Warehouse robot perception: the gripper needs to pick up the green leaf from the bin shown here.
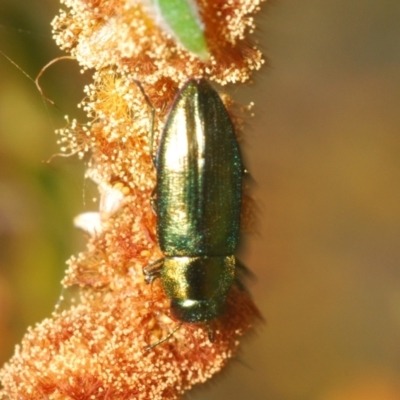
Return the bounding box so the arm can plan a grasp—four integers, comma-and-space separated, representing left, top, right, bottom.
150, 0, 209, 60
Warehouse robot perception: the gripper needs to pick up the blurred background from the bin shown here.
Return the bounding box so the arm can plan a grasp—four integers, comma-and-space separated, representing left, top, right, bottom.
1, 1, 400, 399
0, 0, 89, 367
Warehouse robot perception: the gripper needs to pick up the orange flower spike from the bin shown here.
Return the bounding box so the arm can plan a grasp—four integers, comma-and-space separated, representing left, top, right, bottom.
0, 0, 264, 399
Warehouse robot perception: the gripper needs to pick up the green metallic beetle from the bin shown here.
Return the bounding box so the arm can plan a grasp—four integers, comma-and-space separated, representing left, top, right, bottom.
144, 79, 243, 326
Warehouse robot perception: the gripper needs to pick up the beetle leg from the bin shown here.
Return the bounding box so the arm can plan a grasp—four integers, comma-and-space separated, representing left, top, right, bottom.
234, 258, 255, 293
132, 79, 156, 163
235, 259, 255, 280
145, 322, 183, 351
143, 258, 164, 284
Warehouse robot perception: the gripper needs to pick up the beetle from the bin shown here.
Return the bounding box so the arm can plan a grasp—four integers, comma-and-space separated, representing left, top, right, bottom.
144, 79, 244, 340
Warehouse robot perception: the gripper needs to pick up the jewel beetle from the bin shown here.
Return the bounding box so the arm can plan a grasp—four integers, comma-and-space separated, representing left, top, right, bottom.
144, 79, 243, 328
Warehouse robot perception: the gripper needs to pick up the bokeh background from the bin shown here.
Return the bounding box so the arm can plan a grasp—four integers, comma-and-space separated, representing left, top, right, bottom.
1, 1, 400, 399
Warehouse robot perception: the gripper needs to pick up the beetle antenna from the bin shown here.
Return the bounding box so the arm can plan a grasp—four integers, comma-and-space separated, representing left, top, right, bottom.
145, 322, 183, 351
132, 79, 156, 162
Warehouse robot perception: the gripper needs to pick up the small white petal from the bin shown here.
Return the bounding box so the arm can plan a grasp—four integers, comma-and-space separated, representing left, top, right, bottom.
99, 184, 125, 216
74, 212, 102, 235
85, 168, 102, 185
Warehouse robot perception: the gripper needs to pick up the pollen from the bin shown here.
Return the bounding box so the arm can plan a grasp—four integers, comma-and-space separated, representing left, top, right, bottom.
0, 0, 264, 399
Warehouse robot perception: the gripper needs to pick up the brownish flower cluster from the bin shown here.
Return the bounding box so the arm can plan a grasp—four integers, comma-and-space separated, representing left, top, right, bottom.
0, 0, 264, 399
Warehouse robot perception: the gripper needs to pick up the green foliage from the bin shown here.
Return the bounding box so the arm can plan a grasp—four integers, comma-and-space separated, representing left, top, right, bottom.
151, 0, 209, 60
